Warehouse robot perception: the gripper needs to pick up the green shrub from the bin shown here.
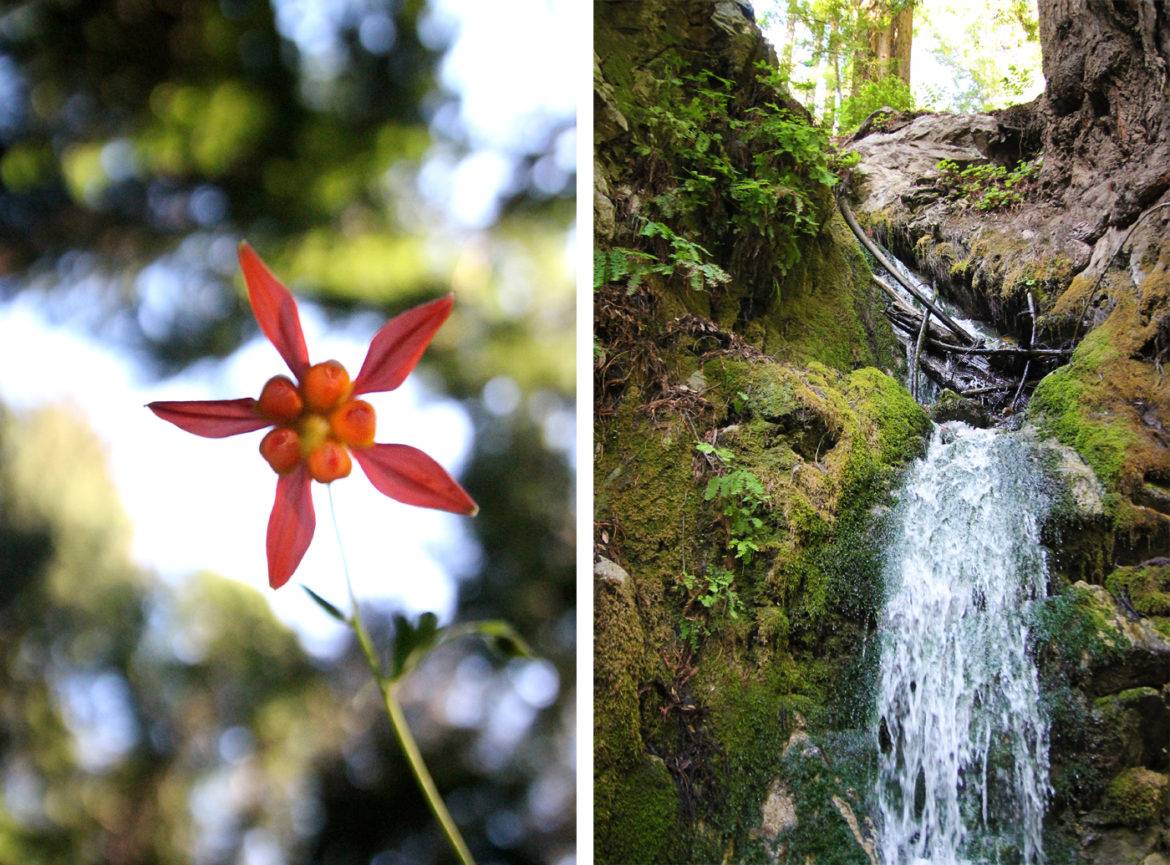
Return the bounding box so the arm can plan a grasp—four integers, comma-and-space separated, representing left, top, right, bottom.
839, 75, 914, 132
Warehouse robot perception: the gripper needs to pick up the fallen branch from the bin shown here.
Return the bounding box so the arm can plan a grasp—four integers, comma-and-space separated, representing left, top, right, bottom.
960, 384, 1014, 396
884, 305, 1067, 358
925, 340, 1070, 358
839, 195, 977, 344
911, 309, 931, 401
871, 273, 918, 316
1009, 291, 1038, 407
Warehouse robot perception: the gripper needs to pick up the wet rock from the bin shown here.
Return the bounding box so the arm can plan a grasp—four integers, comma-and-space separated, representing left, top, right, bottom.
594, 556, 629, 589
1081, 826, 1167, 865
1093, 767, 1169, 828
1075, 583, 1170, 697
1026, 428, 1106, 521
750, 778, 797, 861
830, 796, 879, 865
931, 389, 990, 427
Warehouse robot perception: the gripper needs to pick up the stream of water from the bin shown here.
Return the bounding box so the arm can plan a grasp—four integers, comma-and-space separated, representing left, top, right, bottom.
875, 423, 1052, 865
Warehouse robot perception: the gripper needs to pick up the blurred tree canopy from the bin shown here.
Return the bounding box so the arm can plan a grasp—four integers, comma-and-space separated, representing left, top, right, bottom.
0, 0, 574, 389
0, 1, 575, 863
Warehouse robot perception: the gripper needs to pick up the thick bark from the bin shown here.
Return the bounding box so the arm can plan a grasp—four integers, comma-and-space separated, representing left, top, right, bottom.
1036, 0, 1170, 230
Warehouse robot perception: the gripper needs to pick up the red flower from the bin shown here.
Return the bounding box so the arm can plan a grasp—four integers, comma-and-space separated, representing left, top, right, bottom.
149, 242, 478, 589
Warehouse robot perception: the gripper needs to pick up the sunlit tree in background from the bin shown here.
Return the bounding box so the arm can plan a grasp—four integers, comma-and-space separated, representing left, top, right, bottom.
760, 0, 1042, 130
0, 1, 575, 863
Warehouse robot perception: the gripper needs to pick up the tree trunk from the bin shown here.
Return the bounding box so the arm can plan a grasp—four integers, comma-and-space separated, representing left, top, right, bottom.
852, 0, 913, 93
780, 9, 797, 76
829, 19, 842, 129
1036, 0, 1170, 229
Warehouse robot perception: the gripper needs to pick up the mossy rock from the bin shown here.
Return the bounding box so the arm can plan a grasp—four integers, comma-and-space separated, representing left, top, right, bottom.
1096, 768, 1169, 827
1106, 563, 1170, 638
596, 757, 687, 864
595, 557, 652, 771
1029, 328, 1138, 492
777, 729, 879, 865
931, 388, 990, 426
1032, 583, 1127, 681
1030, 259, 1170, 558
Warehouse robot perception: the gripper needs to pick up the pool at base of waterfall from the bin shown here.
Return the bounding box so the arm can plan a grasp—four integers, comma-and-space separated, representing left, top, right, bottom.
874, 422, 1053, 865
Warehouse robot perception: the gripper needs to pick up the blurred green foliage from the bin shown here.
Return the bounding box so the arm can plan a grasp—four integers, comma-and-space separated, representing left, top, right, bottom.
0, 0, 574, 863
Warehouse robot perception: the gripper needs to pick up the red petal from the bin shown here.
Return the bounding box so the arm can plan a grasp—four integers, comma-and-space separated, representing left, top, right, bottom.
238, 241, 311, 377
352, 294, 454, 394
148, 398, 270, 438
267, 465, 316, 589
353, 443, 478, 515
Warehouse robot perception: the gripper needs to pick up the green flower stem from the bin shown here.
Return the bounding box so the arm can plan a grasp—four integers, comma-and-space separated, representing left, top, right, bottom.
328, 487, 477, 865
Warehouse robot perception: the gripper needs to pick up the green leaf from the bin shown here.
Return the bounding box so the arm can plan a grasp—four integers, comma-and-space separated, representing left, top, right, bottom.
302, 586, 348, 623
390, 613, 417, 679
462, 620, 532, 659
388, 616, 532, 681
390, 612, 443, 680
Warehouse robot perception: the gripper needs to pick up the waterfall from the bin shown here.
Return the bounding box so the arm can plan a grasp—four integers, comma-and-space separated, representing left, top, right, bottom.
875, 423, 1052, 865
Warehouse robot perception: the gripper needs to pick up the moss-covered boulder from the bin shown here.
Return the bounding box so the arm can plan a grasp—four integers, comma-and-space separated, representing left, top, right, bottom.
594, 557, 687, 864
595, 357, 927, 860
1106, 562, 1170, 639
1034, 582, 1170, 698
1095, 768, 1169, 828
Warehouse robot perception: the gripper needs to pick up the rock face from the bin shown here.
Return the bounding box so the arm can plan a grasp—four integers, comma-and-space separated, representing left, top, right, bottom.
849, 112, 1001, 213
846, 4, 1170, 573
594, 1, 926, 862
1029, 555, 1170, 858
596, 0, 1170, 861
845, 5, 1170, 855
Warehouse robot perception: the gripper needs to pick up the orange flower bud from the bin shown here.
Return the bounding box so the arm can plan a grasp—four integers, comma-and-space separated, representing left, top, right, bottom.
307, 440, 352, 483
258, 375, 303, 422
330, 399, 376, 447
302, 360, 352, 412
260, 427, 302, 474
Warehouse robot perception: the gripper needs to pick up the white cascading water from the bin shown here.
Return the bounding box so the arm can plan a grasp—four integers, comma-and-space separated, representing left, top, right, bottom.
875, 423, 1051, 865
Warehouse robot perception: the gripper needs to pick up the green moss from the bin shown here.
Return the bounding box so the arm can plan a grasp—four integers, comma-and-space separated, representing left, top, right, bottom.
1104, 563, 1170, 618
1034, 379, 1132, 493
781, 730, 878, 865
846, 366, 931, 465
1032, 584, 1126, 676
755, 605, 790, 649
595, 396, 695, 583
594, 576, 649, 772
762, 217, 901, 373
1029, 325, 1141, 496
1030, 369, 1134, 491
1097, 767, 1168, 827
596, 759, 686, 864
777, 369, 925, 639
700, 654, 814, 844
